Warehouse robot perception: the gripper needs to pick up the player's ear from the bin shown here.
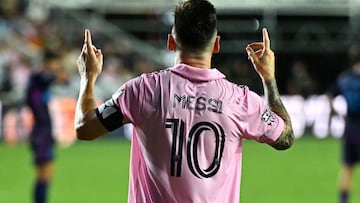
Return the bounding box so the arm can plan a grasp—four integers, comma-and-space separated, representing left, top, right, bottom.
167, 34, 176, 51
213, 36, 220, 54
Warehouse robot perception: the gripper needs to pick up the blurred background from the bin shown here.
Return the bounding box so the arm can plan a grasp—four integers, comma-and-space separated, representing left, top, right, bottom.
1, 0, 360, 202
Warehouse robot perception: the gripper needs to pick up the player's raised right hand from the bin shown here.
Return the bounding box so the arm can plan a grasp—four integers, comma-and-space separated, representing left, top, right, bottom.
246, 28, 275, 82
77, 29, 103, 79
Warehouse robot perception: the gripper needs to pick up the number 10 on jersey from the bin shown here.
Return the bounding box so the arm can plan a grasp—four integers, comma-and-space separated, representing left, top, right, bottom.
165, 118, 226, 178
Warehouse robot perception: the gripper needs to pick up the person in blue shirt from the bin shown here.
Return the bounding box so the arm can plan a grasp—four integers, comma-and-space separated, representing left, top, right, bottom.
328, 46, 360, 203
26, 51, 67, 203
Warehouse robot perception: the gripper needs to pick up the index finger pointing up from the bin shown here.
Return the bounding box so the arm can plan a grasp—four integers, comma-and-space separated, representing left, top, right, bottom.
85, 29, 96, 57
262, 28, 270, 50
85, 29, 93, 49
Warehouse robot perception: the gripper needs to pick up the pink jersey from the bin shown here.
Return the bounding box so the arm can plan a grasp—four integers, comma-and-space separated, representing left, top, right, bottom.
112, 64, 284, 203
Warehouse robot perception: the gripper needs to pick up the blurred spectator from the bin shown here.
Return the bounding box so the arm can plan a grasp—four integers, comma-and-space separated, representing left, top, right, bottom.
232, 59, 262, 94
219, 58, 262, 94
0, 48, 32, 141
287, 60, 316, 97
26, 50, 67, 203
25, 0, 49, 23
0, 51, 31, 110
327, 45, 360, 203
0, 0, 28, 19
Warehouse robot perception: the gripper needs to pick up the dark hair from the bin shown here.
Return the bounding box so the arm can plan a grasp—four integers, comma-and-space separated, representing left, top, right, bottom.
174, 0, 217, 51
43, 50, 59, 61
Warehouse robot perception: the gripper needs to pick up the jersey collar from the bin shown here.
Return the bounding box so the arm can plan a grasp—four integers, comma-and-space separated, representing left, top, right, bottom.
170, 64, 225, 82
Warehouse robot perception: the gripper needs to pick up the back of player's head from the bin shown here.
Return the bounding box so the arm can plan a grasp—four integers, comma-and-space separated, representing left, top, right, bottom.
173, 0, 217, 51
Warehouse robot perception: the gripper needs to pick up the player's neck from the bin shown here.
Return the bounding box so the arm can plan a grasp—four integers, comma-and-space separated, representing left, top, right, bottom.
174, 51, 212, 69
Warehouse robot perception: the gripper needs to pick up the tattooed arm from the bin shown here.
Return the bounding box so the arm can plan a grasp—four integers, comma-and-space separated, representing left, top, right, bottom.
263, 79, 294, 150
246, 28, 294, 150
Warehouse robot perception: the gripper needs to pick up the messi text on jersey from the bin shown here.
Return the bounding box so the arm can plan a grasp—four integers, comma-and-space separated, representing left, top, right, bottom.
173, 94, 223, 113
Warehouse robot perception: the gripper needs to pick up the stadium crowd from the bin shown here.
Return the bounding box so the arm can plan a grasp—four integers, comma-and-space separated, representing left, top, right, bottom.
0, 1, 157, 142
0, 0, 320, 144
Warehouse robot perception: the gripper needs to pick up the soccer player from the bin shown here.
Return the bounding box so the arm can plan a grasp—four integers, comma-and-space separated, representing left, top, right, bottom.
26, 51, 67, 203
75, 0, 294, 202
327, 46, 360, 203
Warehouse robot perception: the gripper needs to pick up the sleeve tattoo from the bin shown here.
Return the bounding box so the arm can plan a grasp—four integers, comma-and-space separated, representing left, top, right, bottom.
264, 79, 294, 150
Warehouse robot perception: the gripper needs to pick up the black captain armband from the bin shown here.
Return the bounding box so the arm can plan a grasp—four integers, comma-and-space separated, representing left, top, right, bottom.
95, 99, 124, 131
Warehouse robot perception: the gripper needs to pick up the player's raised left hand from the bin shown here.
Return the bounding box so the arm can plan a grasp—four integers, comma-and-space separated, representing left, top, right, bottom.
246, 28, 275, 82
77, 29, 103, 79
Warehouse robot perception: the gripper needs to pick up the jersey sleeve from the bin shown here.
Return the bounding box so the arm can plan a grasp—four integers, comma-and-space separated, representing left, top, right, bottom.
111, 74, 152, 126
95, 76, 144, 131
95, 98, 124, 131
97, 72, 159, 130
238, 89, 285, 144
